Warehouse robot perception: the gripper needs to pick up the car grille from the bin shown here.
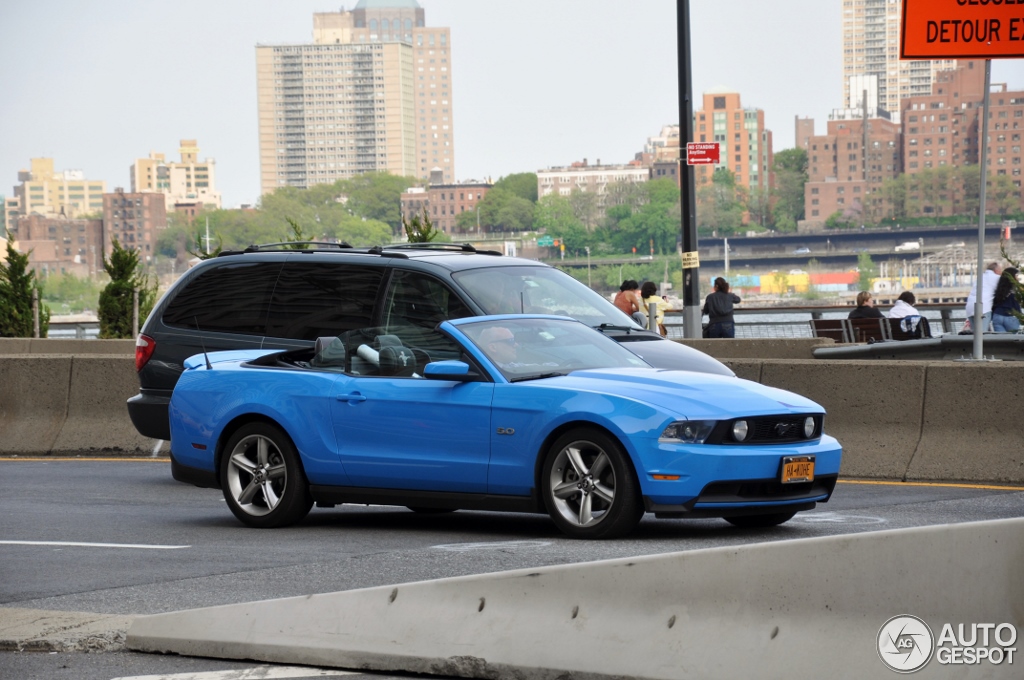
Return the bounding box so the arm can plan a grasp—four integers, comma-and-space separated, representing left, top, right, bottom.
706, 414, 822, 445
697, 474, 838, 504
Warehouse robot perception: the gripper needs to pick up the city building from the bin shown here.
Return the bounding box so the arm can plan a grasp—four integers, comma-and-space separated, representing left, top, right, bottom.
841, 0, 956, 121
644, 125, 681, 163
400, 168, 490, 234
7, 158, 105, 220
537, 159, 649, 207
131, 140, 222, 211
795, 117, 816, 151
6, 214, 103, 278
102, 188, 168, 261
692, 88, 773, 193
901, 60, 1024, 210
255, 0, 455, 196
802, 112, 902, 226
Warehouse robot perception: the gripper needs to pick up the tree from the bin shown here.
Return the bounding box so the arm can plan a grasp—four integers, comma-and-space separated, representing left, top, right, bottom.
771, 148, 808, 231
98, 238, 157, 339
0, 240, 50, 337
493, 173, 538, 203
855, 251, 878, 290
336, 172, 416, 231
696, 168, 746, 236
403, 209, 442, 243
469, 187, 535, 233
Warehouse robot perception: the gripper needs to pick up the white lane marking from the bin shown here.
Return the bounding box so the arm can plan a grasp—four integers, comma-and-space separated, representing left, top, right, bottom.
789, 512, 887, 525
110, 668, 355, 679
0, 540, 190, 550
432, 540, 552, 551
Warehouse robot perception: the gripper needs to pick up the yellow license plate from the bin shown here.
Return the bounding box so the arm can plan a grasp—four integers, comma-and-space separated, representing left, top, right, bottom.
781, 456, 815, 484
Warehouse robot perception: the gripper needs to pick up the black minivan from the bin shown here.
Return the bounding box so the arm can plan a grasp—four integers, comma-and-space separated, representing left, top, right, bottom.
128, 243, 731, 441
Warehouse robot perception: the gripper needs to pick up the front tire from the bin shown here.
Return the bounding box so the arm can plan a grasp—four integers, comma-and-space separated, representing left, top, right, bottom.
220, 423, 313, 528
541, 428, 643, 539
725, 511, 797, 528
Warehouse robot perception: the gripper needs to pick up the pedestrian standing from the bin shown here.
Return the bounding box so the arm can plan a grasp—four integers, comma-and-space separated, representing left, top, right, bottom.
703, 277, 741, 339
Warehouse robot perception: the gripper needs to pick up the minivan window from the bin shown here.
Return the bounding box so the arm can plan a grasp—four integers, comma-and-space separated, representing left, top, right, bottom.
266, 262, 384, 340
453, 265, 639, 329
163, 262, 283, 334
382, 269, 472, 353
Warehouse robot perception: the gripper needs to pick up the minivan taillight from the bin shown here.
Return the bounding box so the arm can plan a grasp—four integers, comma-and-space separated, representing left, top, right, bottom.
136, 334, 156, 372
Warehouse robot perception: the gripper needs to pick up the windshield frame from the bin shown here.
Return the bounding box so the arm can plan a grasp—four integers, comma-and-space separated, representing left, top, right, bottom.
453, 315, 651, 382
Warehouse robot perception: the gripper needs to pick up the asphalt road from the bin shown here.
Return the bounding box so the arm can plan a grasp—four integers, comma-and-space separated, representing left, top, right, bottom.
2, 458, 1022, 680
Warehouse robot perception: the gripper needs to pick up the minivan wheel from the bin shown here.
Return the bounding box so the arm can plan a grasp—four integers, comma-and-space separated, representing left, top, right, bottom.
220, 423, 313, 528
541, 428, 643, 539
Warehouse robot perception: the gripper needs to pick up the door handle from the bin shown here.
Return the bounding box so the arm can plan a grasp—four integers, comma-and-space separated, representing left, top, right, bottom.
336, 393, 367, 403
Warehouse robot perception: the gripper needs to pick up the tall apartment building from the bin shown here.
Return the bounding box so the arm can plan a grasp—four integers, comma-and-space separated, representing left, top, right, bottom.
795, 117, 815, 151
841, 0, 955, 121
255, 0, 455, 196
102, 188, 168, 260
131, 140, 222, 211
7, 158, 105, 220
692, 88, 773, 193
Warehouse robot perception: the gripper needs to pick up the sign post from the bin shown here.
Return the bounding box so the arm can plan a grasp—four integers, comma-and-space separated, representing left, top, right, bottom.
676, 0, 702, 339
901, 0, 1024, 360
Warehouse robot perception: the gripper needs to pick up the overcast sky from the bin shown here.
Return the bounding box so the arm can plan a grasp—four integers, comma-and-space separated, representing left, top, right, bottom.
1, 1, 1022, 208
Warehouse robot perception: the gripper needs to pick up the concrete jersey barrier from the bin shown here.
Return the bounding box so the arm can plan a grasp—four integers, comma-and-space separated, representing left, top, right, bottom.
126, 517, 1024, 679
0, 338, 135, 355
0, 354, 153, 456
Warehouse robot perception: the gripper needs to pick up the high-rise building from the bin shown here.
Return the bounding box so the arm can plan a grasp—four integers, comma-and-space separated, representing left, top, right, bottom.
131, 140, 222, 211
7, 158, 106, 220
255, 1, 455, 196
841, 0, 956, 121
692, 88, 773, 193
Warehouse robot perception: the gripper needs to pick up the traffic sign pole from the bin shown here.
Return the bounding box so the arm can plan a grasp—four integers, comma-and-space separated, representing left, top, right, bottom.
676, 0, 701, 339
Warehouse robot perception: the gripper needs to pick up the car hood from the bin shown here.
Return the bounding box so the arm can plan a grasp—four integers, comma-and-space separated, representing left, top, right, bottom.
542, 367, 823, 420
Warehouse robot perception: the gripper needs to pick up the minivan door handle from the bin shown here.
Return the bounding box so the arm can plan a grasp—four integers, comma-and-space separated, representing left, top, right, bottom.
336, 393, 367, 403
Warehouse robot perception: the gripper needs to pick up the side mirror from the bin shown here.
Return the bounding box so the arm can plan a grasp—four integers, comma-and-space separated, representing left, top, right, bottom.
423, 360, 478, 382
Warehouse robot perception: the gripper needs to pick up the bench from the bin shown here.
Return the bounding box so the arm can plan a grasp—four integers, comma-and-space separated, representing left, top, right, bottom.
810, 317, 933, 344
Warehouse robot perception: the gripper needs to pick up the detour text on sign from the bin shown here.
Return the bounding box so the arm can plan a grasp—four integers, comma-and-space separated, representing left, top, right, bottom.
901, 0, 1024, 59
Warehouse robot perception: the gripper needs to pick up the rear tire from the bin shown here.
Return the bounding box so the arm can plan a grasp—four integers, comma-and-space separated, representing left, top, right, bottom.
724, 511, 797, 528
541, 428, 643, 539
220, 422, 313, 528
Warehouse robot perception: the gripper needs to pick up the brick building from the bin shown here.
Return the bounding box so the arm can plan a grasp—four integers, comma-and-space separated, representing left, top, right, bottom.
692, 88, 773, 194
7, 214, 103, 277
400, 168, 491, 234
102, 188, 168, 261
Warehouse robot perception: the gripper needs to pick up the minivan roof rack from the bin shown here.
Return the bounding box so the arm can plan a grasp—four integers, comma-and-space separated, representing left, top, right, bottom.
387, 242, 503, 256
243, 241, 354, 253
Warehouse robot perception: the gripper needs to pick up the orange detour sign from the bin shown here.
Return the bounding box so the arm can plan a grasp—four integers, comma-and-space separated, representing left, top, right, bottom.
901, 0, 1024, 59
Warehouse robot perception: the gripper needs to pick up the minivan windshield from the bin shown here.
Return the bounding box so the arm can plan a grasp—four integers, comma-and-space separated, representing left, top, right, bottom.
453, 265, 642, 330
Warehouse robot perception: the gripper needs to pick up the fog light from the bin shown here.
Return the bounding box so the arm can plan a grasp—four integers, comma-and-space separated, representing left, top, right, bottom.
732, 420, 749, 442
804, 417, 816, 438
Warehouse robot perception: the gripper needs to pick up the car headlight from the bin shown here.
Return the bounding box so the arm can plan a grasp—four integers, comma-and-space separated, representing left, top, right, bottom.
804, 416, 816, 438
659, 420, 716, 444
731, 420, 749, 442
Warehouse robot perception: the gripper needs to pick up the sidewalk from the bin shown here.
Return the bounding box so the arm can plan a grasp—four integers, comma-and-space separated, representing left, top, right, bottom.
0, 607, 132, 652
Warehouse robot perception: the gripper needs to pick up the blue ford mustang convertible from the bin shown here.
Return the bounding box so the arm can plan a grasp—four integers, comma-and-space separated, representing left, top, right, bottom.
169, 315, 842, 539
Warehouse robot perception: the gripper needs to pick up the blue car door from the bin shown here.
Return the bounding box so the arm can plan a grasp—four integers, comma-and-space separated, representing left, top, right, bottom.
329, 375, 494, 492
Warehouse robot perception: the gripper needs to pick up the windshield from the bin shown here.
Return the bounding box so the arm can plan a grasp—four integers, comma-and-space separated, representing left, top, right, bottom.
458, 317, 649, 382
453, 265, 642, 329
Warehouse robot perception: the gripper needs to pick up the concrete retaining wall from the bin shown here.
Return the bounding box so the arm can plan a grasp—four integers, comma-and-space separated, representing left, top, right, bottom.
0, 338, 134, 355
127, 517, 1024, 679
0, 354, 153, 456
2, 351, 1023, 484
679, 337, 833, 360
